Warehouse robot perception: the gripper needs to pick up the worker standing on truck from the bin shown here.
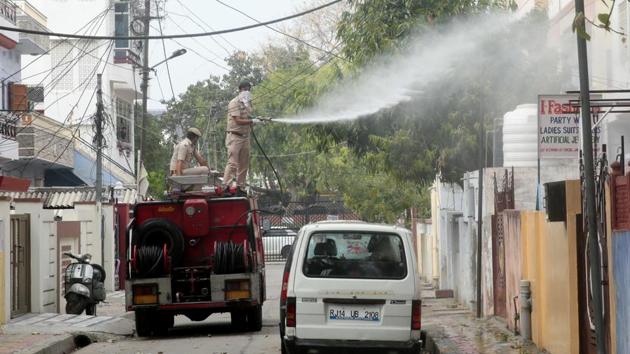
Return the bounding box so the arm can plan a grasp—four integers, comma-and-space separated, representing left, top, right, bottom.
223, 81, 255, 191
169, 127, 209, 176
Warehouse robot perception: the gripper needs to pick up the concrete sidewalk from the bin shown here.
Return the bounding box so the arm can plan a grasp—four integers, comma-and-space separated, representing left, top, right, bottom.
0, 291, 131, 354
421, 285, 544, 354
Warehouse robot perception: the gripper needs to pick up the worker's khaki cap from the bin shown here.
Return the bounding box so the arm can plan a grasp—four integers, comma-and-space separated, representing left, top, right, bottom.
188, 127, 202, 137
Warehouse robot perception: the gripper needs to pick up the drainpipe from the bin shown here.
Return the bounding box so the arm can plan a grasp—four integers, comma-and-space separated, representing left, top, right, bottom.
520, 280, 532, 340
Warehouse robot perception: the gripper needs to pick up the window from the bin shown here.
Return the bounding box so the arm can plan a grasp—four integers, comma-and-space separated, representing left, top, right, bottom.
50, 41, 75, 91
78, 40, 97, 89
114, 1, 130, 49
303, 232, 407, 279
116, 97, 132, 146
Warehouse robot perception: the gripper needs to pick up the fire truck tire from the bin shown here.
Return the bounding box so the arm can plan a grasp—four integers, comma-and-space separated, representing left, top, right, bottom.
246, 305, 263, 331
231, 310, 247, 330
134, 311, 154, 337
136, 219, 185, 266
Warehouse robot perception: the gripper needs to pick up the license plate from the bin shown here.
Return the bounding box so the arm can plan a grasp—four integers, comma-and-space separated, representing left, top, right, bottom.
328, 305, 380, 322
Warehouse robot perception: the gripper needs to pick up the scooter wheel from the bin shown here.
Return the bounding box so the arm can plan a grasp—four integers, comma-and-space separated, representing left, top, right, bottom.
65, 293, 87, 315
86, 303, 97, 316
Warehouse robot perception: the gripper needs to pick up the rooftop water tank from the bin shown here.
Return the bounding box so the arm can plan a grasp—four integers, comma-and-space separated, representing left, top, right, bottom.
503, 104, 538, 167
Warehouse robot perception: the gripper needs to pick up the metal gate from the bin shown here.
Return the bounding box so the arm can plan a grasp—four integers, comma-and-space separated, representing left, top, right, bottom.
261, 228, 296, 262
492, 214, 506, 318
492, 169, 514, 319
10, 214, 30, 318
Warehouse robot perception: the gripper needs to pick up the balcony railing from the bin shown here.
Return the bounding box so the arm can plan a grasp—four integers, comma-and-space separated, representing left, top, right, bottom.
0, 0, 16, 24
114, 48, 140, 66
17, 12, 49, 53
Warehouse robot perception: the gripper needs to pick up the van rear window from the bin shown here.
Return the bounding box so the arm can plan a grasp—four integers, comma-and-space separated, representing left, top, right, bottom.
302, 232, 407, 279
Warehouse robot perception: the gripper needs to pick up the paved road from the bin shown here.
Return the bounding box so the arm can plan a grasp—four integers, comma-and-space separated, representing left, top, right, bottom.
76, 263, 284, 354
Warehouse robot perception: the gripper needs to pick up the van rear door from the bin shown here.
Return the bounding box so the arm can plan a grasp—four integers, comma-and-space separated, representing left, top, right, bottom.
292, 231, 415, 342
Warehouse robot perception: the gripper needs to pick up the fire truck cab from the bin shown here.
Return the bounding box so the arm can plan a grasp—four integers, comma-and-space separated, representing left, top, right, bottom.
125, 175, 266, 336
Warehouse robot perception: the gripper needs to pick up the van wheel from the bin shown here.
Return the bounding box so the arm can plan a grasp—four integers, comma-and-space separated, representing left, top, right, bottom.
246, 305, 263, 331
281, 245, 291, 259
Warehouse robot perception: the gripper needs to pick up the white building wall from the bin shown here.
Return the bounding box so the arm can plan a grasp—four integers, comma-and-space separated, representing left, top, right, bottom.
23, 0, 137, 181
12, 201, 57, 314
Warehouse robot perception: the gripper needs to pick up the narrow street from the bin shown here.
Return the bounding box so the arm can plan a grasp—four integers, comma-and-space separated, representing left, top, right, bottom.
75, 264, 284, 354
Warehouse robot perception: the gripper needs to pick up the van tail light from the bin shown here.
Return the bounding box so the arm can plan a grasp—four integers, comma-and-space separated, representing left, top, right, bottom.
280, 271, 290, 303
286, 297, 296, 327
411, 300, 422, 330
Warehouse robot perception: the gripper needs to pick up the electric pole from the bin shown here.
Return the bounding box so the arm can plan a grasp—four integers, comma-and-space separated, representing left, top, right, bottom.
476, 104, 485, 319
138, 0, 151, 170
211, 105, 219, 170
95, 73, 104, 265
574, 0, 604, 352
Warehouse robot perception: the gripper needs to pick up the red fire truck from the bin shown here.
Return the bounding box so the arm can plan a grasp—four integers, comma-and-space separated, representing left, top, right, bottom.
125, 175, 266, 336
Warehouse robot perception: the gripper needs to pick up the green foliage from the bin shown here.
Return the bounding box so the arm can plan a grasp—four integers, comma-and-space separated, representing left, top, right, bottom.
337, 0, 516, 65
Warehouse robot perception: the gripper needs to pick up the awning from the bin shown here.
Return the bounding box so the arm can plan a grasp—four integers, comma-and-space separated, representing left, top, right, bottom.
44, 169, 87, 187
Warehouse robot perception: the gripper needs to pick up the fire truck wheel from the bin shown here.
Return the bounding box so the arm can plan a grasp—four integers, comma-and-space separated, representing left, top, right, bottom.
135, 311, 154, 337
136, 219, 185, 266
246, 305, 263, 331
231, 310, 247, 330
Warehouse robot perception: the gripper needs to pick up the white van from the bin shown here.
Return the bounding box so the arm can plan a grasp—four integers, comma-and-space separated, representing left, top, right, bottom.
279, 221, 422, 354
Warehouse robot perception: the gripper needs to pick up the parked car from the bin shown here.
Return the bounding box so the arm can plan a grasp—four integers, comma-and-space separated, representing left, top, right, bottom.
279, 221, 423, 354
262, 227, 297, 260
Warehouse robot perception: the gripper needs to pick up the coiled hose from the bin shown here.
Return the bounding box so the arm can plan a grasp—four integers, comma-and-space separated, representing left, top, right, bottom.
136, 245, 165, 278
214, 241, 246, 274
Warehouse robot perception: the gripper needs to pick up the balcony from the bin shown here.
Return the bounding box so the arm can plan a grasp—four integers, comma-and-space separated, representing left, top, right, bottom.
16, 113, 73, 168
114, 48, 140, 65
15, 1, 48, 55
0, 0, 16, 24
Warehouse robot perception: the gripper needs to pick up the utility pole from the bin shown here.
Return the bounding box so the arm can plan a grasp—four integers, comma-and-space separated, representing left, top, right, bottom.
574, 0, 605, 352
476, 106, 485, 319
95, 74, 104, 266
211, 107, 218, 170
138, 0, 151, 170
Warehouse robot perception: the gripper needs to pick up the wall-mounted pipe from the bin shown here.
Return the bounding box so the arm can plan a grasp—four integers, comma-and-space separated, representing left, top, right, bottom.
520, 280, 532, 340
513, 295, 519, 335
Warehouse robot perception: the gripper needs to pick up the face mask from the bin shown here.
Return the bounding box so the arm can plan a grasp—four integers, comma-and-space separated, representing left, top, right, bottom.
239, 91, 252, 106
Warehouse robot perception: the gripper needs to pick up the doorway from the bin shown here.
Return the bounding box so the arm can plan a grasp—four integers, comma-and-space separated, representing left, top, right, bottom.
10, 214, 31, 318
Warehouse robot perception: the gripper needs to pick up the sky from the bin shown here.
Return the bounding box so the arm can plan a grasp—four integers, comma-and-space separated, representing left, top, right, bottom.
147, 0, 316, 110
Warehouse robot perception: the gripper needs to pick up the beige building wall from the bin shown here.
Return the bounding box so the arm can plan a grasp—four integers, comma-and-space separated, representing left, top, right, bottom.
519, 180, 581, 354
0, 197, 11, 324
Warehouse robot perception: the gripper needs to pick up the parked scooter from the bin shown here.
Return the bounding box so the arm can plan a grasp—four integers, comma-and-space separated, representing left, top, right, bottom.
63, 252, 106, 315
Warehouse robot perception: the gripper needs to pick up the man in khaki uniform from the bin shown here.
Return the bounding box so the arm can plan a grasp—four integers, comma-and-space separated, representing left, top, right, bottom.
169, 127, 209, 176
223, 81, 255, 190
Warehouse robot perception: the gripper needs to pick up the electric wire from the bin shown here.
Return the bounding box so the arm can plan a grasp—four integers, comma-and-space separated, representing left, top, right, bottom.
172, 0, 237, 53
165, 10, 228, 61
0, 9, 113, 148
8, 41, 115, 174
1, 5, 115, 83
155, 0, 176, 101
0, 0, 343, 40
215, 0, 348, 63
251, 129, 285, 203
159, 19, 229, 70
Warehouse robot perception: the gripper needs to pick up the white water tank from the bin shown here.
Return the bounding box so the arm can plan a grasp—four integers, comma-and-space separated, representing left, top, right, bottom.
502, 104, 538, 167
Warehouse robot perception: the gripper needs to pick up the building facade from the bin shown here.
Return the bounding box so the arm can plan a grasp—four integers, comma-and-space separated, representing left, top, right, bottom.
21, 0, 142, 185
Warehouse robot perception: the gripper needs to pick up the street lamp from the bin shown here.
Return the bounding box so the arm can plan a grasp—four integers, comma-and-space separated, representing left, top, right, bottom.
150, 48, 187, 71
113, 181, 125, 203
139, 48, 187, 173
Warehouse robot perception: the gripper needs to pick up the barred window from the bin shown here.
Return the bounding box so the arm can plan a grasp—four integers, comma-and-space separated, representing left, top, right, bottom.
78, 40, 98, 89
116, 97, 132, 145
50, 41, 75, 91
